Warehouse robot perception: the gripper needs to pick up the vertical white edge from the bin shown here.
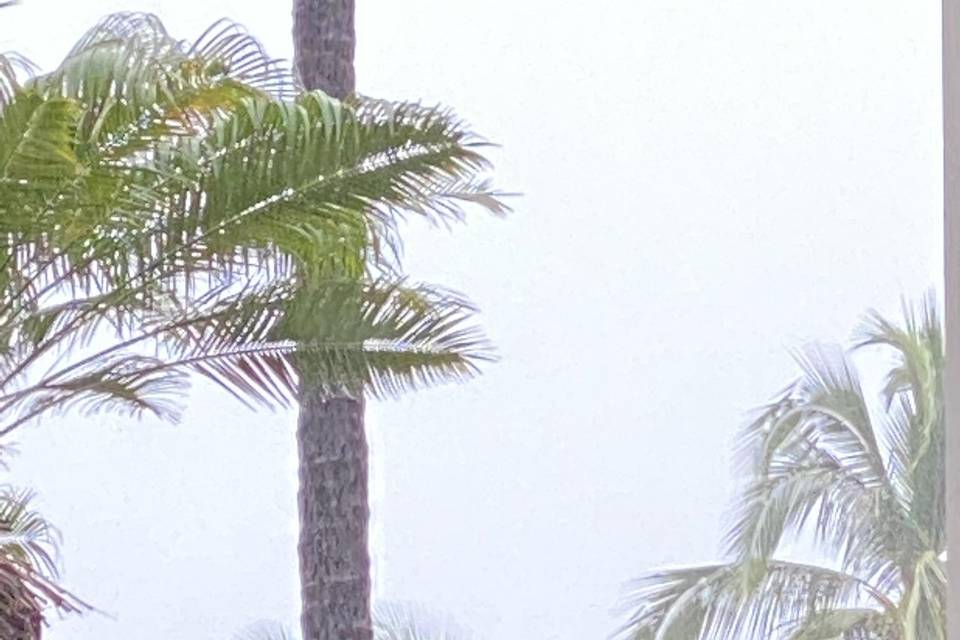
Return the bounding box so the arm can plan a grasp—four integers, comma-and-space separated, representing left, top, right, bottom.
945, 0, 960, 636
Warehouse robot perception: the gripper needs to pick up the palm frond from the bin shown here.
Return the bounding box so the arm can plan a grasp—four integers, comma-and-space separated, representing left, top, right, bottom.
0, 51, 35, 112
627, 296, 947, 640
854, 292, 944, 553
231, 621, 296, 640
728, 342, 909, 587
373, 601, 475, 640
618, 562, 892, 640
153, 92, 507, 275
159, 276, 494, 405
722, 459, 906, 594
901, 550, 946, 640
0, 488, 59, 579
0, 483, 90, 636
783, 608, 897, 640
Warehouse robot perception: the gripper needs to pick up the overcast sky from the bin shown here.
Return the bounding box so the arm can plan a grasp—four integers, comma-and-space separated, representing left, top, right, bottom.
0, 1, 945, 638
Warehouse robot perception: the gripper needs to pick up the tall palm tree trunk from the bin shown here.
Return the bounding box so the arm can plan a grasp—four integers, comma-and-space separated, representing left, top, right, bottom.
296, 392, 370, 640
293, 0, 356, 98
292, 3, 369, 640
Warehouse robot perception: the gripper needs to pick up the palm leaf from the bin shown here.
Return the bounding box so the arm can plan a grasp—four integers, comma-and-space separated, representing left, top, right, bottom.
619, 562, 892, 640
373, 602, 475, 640
783, 608, 896, 640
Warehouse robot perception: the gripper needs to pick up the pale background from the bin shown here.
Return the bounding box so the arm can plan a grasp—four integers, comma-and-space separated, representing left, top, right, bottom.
0, 1, 944, 638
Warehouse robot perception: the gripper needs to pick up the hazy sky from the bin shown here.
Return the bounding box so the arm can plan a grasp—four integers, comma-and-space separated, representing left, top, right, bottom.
0, 1, 945, 639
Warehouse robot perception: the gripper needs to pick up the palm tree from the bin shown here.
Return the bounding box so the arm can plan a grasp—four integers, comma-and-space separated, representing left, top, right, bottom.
0, 13, 504, 433
0, 12, 505, 635
293, 0, 355, 99
0, 448, 88, 638
620, 295, 945, 640
292, 2, 418, 637
291, 2, 367, 637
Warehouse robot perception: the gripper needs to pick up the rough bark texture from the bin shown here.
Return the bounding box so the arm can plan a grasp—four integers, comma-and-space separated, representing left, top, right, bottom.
293, 0, 356, 99
293, 3, 369, 639
297, 393, 371, 640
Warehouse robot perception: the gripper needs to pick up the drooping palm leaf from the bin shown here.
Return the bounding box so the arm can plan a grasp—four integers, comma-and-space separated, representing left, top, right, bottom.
619, 561, 894, 640
622, 296, 945, 640
0, 13, 508, 634
373, 601, 476, 640
0, 476, 90, 637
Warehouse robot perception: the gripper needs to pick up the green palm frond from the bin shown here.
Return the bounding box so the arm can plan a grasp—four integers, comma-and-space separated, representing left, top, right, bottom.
373, 602, 475, 640
0, 488, 59, 579
0, 10, 508, 635
0, 92, 80, 181
783, 608, 897, 640
727, 342, 912, 589
60, 12, 295, 98
619, 562, 893, 640
0, 481, 89, 636
854, 292, 944, 554
0, 12, 506, 437
722, 459, 905, 594
159, 276, 494, 405
0, 272, 493, 432
625, 296, 944, 640
900, 550, 946, 640
156, 92, 508, 276
763, 343, 885, 487
0, 51, 34, 111
231, 621, 296, 640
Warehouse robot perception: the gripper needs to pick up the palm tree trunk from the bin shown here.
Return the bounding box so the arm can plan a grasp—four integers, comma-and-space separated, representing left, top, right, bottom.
297, 392, 371, 640
293, 0, 356, 98
292, 3, 368, 640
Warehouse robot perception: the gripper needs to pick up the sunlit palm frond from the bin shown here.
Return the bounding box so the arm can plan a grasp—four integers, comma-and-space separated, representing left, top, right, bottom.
31, 15, 273, 161
156, 91, 508, 276
0, 92, 80, 182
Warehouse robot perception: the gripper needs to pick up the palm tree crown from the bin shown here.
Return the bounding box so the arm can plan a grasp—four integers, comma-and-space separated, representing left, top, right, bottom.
0, 12, 507, 435
0, 11, 507, 632
621, 295, 945, 640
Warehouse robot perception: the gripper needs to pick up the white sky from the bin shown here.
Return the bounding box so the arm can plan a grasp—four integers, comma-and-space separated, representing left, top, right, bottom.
0, 1, 945, 638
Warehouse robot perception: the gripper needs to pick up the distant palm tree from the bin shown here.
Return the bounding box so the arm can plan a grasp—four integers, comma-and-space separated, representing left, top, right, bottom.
0, 448, 88, 639
620, 295, 945, 640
